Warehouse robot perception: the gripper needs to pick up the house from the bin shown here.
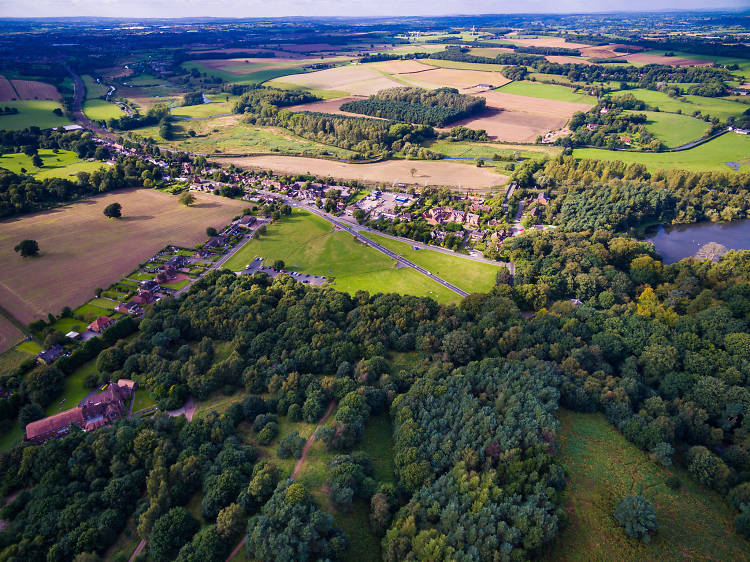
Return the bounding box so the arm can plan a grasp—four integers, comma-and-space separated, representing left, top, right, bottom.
620, 136, 632, 145
37, 344, 65, 365
65, 331, 81, 340
166, 255, 189, 269
537, 193, 550, 206
465, 213, 480, 228
140, 279, 160, 292
88, 316, 115, 333
131, 291, 155, 306
733, 128, 750, 135
117, 301, 143, 315
476, 83, 493, 89
25, 380, 134, 444
600, 107, 609, 114
586, 123, 599, 131
205, 236, 227, 249
237, 215, 256, 228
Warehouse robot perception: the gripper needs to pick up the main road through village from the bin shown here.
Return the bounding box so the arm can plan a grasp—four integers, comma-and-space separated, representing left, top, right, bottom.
258, 190, 515, 298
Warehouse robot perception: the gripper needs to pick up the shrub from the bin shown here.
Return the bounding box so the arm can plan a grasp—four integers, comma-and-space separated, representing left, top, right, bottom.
614, 496, 658, 543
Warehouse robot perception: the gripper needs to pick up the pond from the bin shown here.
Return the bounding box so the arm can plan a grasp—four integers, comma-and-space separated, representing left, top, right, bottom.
643, 219, 750, 264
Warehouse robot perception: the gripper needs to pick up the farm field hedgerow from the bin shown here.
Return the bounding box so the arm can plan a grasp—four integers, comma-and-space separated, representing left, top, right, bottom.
0, 188, 250, 325
0, 100, 70, 130
362, 232, 503, 294
222, 211, 459, 304
573, 131, 750, 172
542, 410, 750, 561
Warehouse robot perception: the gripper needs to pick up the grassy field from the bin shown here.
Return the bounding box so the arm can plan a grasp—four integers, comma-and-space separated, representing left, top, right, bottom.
496, 80, 597, 104
83, 99, 125, 121
612, 88, 748, 120
133, 114, 355, 158
0, 100, 71, 130
82, 74, 109, 98
0, 149, 108, 179
425, 139, 560, 161
0, 188, 250, 325
170, 96, 238, 118
543, 410, 750, 561
222, 211, 459, 304
574, 132, 750, 172
362, 232, 502, 294
181, 61, 308, 85
625, 110, 710, 148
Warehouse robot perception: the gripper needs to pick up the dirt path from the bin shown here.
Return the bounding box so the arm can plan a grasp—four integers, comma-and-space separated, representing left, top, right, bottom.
291, 401, 336, 480
129, 539, 146, 562
167, 395, 196, 421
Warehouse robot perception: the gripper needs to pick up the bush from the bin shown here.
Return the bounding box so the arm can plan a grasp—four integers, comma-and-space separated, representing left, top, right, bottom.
614, 496, 658, 543
665, 476, 682, 490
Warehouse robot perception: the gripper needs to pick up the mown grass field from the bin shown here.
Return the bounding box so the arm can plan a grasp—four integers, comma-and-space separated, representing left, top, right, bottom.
45, 360, 99, 416
543, 410, 750, 561
625, 110, 709, 148
83, 99, 125, 121
0, 149, 108, 179
362, 232, 502, 294
222, 211, 459, 304
612, 88, 748, 120
574, 132, 750, 172
497, 80, 597, 104
170, 95, 238, 118
0, 100, 71, 130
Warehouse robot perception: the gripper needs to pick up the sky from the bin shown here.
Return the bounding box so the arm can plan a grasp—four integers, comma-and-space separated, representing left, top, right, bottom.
0, 0, 746, 18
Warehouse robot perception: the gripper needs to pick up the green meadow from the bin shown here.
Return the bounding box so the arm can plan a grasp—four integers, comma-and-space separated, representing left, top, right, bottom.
625, 110, 709, 147
574, 132, 750, 172
543, 411, 750, 561
612, 88, 748, 120
0, 149, 108, 179
84, 99, 126, 121
497, 80, 597, 104
0, 100, 71, 130
362, 232, 503, 294
222, 211, 459, 304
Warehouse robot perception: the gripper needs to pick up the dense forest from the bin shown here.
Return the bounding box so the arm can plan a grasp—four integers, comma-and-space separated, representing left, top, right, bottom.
340, 87, 486, 127
232, 87, 320, 114
1, 243, 749, 559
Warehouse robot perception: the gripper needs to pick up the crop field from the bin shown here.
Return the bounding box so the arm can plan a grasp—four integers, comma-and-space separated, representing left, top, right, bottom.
574, 132, 750, 172
496, 81, 597, 104
83, 99, 126, 121
0, 316, 24, 354
0, 75, 61, 101
625, 53, 712, 67
542, 411, 750, 561
134, 115, 355, 158
545, 55, 594, 65
0, 100, 70, 130
402, 67, 511, 90
363, 233, 502, 294
223, 211, 458, 303
506, 36, 590, 50
611, 88, 748, 120
215, 155, 508, 188
0, 188, 249, 325
182, 60, 309, 84
416, 57, 511, 73
267, 63, 409, 95
625, 110, 709, 147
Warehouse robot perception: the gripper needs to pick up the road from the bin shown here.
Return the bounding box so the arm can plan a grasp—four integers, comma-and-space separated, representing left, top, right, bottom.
259, 190, 518, 296
66, 66, 117, 140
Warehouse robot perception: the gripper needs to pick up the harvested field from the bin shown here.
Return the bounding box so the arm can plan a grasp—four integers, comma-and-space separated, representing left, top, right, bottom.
409, 68, 510, 90
10, 80, 61, 100
546, 55, 593, 65
267, 65, 404, 96
370, 60, 437, 74
0, 76, 17, 101
580, 43, 634, 59
285, 96, 386, 118
509, 37, 590, 50
469, 47, 516, 57
448, 110, 566, 142
625, 53, 712, 66
214, 155, 508, 188
0, 316, 24, 355
478, 91, 591, 117
0, 189, 249, 325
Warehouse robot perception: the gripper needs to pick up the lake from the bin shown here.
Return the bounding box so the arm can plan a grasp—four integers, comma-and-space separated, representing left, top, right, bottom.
643, 219, 750, 264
